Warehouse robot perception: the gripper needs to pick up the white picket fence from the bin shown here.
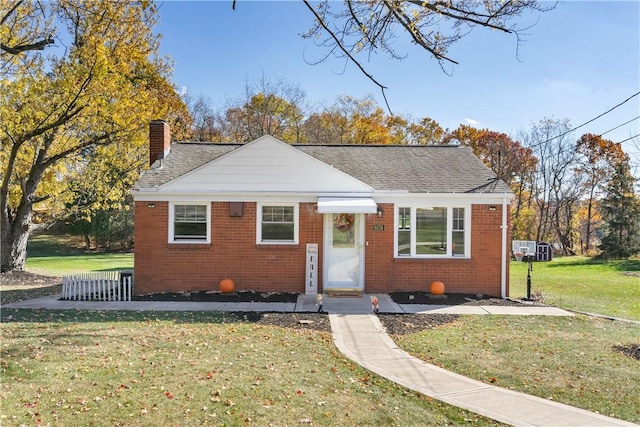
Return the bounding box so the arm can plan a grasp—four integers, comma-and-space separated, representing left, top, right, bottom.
62, 271, 132, 302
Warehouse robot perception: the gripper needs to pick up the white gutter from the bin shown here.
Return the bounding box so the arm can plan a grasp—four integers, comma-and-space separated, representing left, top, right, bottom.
501, 196, 509, 299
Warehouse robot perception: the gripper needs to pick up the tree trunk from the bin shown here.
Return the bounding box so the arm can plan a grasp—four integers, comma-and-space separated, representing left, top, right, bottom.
1, 148, 47, 272
584, 199, 593, 253
1, 203, 33, 272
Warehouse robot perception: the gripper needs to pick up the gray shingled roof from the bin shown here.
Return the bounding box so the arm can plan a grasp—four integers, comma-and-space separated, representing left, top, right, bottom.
134, 143, 236, 189
134, 142, 512, 194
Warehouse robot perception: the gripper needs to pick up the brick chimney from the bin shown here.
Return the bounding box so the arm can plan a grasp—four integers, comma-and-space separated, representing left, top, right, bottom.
149, 120, 171, 167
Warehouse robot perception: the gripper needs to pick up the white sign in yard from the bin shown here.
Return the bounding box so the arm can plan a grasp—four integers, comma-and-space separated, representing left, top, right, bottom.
305, 243, 319, 295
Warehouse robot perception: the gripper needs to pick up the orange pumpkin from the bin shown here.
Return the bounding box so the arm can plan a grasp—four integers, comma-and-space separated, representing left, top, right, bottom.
220, 278, 235, 293
430, 280, 445, 295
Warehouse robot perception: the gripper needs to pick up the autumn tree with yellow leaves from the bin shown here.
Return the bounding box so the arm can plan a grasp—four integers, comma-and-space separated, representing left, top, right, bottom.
0, 0, 190, 271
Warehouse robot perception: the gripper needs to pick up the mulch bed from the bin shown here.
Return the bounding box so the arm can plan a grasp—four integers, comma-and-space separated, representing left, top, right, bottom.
377, 313, 460, 335
219, 312, 458, 335
133, 290, 527, 306
389, 291, 526, 306
133, 291, 299, 303
226, 312, 332, 332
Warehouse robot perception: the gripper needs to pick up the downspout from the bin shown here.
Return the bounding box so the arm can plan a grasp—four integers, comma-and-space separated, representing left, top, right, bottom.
501, 196, 509, 299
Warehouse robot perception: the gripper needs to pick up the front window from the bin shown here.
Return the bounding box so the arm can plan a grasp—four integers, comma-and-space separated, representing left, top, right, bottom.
398, 207, 411, 255
257, 203, 298, 244
416, 207, 447, 254
452, 207, 465, 256
396, 206, 468, 257
170, 203, 210, 243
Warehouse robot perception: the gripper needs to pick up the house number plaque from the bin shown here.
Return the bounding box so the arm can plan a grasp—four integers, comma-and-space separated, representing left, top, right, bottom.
372, 224, 385, 231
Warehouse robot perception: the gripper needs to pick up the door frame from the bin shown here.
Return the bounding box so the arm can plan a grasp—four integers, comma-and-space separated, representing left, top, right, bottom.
322, 213, 366, 291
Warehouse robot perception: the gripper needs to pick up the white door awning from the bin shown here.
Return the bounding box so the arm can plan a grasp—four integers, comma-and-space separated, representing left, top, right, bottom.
317, 197, 378, 214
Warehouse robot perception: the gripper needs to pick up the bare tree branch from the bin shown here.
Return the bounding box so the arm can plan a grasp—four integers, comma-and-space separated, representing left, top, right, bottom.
405, 0, 515, 33
1, 0, 25, 26
300, 1, 553, 112
302, 0, 392, 114
382, 0, 458, 65
0, 36, 54, 54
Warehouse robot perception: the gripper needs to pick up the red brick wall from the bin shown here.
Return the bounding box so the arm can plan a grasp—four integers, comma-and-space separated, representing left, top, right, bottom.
134, 201, 509, 297
134, 201, 324, 295
362, 203, 508, 297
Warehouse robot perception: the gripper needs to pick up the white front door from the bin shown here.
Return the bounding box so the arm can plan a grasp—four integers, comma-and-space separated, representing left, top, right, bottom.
324, 213, 365, 290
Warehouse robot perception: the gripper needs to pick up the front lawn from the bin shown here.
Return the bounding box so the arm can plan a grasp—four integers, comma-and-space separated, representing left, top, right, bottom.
395, 315, 640, 424
25, 253, 134, 276
0, 310, 502, 427
24, 233, 133, 276
509, 257, 639, 320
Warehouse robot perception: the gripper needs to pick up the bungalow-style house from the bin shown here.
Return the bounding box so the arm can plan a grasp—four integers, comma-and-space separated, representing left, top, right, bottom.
132, 120, 513, 297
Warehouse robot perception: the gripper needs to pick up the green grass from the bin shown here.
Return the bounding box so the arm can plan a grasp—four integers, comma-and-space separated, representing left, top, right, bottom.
8, 234, 640, 425
25, 233, 89, 257
509, 257, 640, 320
25, 253, 134, 276
0, 310, 503, 427
24, 233, 133, 276
395, 315, 640, 424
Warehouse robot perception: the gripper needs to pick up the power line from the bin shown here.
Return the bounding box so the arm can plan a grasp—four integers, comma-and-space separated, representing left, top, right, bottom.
528, 91, 640, 149
617, 134, 640, 144
599, 116, 640, 137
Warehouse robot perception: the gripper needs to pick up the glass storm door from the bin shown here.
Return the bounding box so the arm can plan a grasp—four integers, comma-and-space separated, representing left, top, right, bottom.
324, 213, 364, 290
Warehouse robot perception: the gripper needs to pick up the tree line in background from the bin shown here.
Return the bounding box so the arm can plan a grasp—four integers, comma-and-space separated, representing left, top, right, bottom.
1, 0, 637, 272
183, 80, 640, 259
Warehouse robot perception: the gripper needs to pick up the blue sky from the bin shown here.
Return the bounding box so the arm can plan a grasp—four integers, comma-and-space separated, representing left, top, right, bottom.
155, 1, 640, 164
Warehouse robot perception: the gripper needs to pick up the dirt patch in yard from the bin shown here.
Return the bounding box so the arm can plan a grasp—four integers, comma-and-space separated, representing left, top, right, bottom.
613, 344, 640, 361
0, 271, 62, 305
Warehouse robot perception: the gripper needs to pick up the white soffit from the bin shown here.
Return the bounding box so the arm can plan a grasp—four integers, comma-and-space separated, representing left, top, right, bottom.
317, 197, 378, 213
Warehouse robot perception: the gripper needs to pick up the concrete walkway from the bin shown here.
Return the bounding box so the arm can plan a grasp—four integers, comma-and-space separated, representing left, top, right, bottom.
3, 293, 574, 316
330, 314, 636, 427
4, 294, 634, 426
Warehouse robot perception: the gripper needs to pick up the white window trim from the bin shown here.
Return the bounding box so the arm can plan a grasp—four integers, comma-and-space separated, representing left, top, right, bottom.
256, 202, 299, 245
168, 202, 211, 244
394, 204, 471, 258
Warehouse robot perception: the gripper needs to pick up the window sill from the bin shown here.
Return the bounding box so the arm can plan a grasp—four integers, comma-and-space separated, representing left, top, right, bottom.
256, 241, 298, 246
394, 255, 471, 260
166, 242, 212, 252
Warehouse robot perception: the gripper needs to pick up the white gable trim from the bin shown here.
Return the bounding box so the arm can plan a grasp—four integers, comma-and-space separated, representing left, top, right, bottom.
155, 135, 373, 194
